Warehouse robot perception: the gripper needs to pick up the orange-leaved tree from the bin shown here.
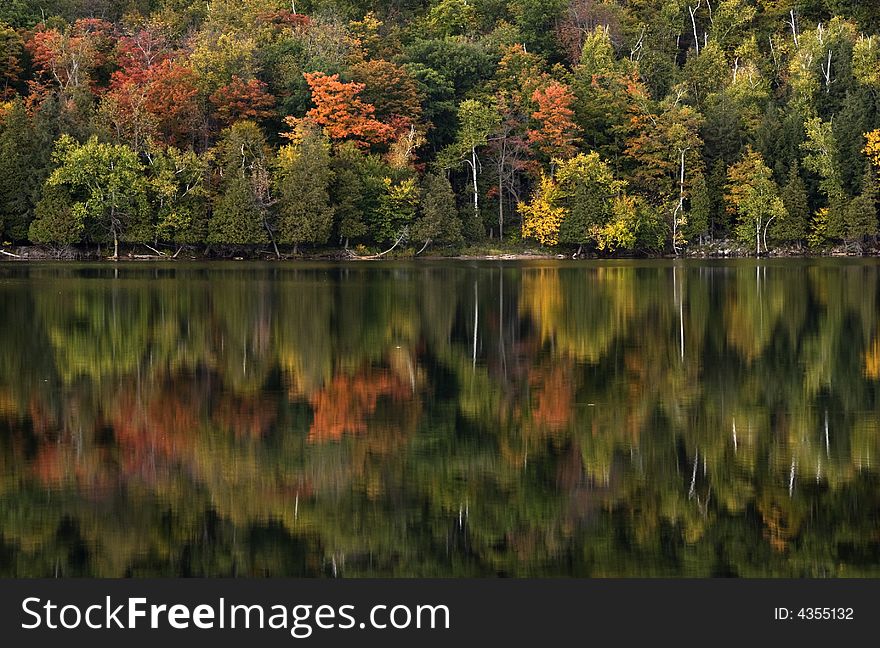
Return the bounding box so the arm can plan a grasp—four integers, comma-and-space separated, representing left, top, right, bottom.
210, 75, 276, 127
284, 72, 394, 148
528, 81, 581, 163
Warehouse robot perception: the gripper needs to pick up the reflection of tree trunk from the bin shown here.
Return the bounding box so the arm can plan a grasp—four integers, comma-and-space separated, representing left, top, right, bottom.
499, 269, 507, 380
472, 280, 479, 370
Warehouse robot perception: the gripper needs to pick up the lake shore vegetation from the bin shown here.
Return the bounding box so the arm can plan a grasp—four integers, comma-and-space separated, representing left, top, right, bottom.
2, 1, 880, 259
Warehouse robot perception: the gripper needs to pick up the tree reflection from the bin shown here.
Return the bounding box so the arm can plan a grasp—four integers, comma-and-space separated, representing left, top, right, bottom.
0, 260, 880, 577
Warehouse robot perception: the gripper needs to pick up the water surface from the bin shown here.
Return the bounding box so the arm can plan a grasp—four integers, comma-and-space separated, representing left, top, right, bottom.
1, 259, 879, 577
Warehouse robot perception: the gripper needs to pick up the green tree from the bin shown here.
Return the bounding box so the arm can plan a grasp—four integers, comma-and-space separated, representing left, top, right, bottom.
274, 123, 335, 252
208, 121, 273, 248
0, 99, 34, 240
725, 148, 787, 255
208, 175, 268, 245
28, 184, 80, 245
440, 99, 501, 236
412, 171, 462, 253
776, 162, 809, 244
43, 135, 149, 258
846, 167, 878, 250
686, 172, 711, 244
149, 147, 208, 245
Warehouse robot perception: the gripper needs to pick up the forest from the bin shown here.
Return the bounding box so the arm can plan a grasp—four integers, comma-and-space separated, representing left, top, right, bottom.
2, 1, 880, 256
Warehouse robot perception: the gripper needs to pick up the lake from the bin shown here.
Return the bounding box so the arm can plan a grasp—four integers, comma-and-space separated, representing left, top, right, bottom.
0, 259, 879, 577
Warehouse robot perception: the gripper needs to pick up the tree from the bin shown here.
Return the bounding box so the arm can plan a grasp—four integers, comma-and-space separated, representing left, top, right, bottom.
556, 151, 627, 249
520, 152, 626, 252
864, 129, 880, 172
330, 143, 388, 249
520, 173, 567, 246
725, 148, 787, 255
208, 121, 274, 247
0, 99, 35, 240
349, 59, 423, 126
440, 99, 501, 232
99, 75, 158, 153
210, 76, 276, 128
625, 103, 704, 253
286, 72, 394, 149
28, 185, 80, 245
776, 162, 809, 244
0, 21, 23, 99
144, 60, 203, 148
412, 172, 462, 253
528, 81, 581, 164
374, 177, 419, 244
686, 172, 710, 244
43, 135, 149, 258
274, 123, 335, 252
208, 174, 268, 246
149, 147, 208, 244
846, 167, 878, 250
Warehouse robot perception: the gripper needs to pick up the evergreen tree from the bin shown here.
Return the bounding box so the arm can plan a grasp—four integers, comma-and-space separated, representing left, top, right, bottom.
28, 184, 80, 245
208, 175, 268, 245
274, 124, 335, 252
412, 172, 463, 252
0, 100, 34, 241
686, 173, 710, 243
776, 162, 810, 244
846, 167, 878, 249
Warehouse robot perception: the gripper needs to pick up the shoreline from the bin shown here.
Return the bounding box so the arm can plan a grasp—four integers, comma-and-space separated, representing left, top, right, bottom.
1, 241, 875, 262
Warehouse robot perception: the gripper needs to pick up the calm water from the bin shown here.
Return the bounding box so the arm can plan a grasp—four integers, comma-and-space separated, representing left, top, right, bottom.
1, 259, 879, 577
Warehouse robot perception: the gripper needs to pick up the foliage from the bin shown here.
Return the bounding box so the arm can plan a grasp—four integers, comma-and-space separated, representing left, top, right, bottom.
1, 1, 880, 252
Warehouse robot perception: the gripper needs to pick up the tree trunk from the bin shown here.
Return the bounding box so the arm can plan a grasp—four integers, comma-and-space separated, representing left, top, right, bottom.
755, 218, 761, 256
113, 233, 119, 261
498, 196, 503, 240
471, 146, 479, 217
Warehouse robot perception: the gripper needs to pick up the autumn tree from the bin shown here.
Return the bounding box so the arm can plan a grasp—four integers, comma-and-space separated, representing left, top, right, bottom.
144, 60, 203, 148
349, 59, 423, 126
521, 152, 629, 253
286, 72, 394, 149
528, 81, 581, 164
210, 75, 275, 128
